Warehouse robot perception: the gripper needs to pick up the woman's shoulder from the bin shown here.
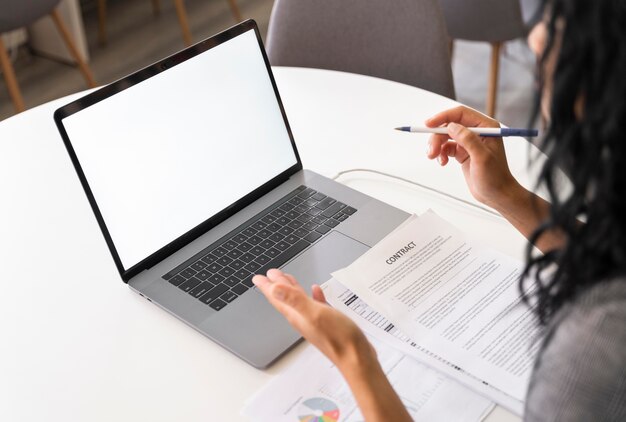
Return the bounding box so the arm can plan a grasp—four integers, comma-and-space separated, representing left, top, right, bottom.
524, 278, 626, 421
569, 277, 626, 313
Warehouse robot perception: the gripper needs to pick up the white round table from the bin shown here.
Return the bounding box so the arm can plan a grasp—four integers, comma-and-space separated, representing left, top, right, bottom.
0, 67, 535, 421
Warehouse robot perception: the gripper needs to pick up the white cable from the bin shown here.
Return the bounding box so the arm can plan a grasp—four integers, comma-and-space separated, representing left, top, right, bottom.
331, 168, 504, 219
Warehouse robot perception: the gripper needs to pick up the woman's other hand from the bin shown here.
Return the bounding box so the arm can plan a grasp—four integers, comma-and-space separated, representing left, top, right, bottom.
252, 269, 375, 370
425, 106, 523, 209
253, 269, 413, 422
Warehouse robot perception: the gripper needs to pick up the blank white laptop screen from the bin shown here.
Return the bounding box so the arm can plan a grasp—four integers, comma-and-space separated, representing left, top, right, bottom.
62, 29, 298, 270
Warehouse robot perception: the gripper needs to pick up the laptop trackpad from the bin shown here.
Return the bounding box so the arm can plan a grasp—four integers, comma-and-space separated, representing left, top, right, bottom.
197, 231, 370, 368
281, 231, 370, 289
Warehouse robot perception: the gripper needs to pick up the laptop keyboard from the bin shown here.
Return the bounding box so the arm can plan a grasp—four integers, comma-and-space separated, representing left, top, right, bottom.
162, 185, 357, 311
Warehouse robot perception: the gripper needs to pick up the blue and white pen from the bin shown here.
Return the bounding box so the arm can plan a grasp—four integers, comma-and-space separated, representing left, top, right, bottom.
394, 126, 539, 137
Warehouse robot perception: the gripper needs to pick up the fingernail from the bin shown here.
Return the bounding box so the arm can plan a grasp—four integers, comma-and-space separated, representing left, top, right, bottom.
273, 287, 286, 300
448, 122, 460, 135
437, 156, 443, 166
267, 268, 281, 277
252, 276, 260, 285
427, 143, 433, 156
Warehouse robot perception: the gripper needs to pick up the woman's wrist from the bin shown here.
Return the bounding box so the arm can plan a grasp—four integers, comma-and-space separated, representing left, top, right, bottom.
334, 336, 378, 376
334, 339, 414, 422
488, 179, 530, 216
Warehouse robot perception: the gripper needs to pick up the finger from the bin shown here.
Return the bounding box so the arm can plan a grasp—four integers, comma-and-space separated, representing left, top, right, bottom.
282, 272, 299, 286
455, 146, 470, 164
437, 153, 449, 166
441, 141, 456, 158
311, 284, 327, 303
253, 275, 309, 322
425, 106, 498, 129
253, 272, 288, 302
252, 274, 271, 291
427, 134, 450, 159
426, 106, 495, 128
253, 274, 287, 310
266, 268, 298, 289
442, 141, 470, 164
266, 268, 286, 281
447, 123, 487, 158
253, 274, 286, 304
270, 283, 312, 314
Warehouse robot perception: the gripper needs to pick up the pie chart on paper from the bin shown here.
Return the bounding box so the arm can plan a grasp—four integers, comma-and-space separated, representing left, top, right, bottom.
297, 397, 340, 422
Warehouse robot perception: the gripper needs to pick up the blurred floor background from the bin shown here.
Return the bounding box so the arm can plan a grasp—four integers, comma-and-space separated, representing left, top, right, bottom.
0, 0, 537, 128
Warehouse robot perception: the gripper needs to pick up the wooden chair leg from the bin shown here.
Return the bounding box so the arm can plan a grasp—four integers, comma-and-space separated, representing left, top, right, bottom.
97, 0, 107, 46
486, 41, 501, 118
50, 10, 97, 88
227, 0, 243, 22
173, 0, 193, 46
151, 0, 161, 16
0, 37, 25, 113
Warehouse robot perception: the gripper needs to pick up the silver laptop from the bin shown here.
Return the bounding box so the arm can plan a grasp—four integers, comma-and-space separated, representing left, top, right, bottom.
54, 20, 408, 368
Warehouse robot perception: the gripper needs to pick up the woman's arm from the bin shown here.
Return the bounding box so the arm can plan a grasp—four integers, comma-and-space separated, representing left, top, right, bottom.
253, 269, 412, 422
338, 348, 412, 422
425, 106, 565, 254
494, 183, 565, 254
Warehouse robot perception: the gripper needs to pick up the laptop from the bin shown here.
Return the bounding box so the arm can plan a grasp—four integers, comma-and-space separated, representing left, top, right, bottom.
54, 20, 408, 368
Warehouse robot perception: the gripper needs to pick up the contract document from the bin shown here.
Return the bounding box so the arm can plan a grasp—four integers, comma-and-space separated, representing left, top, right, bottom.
323, 278, 523, 414
242, 334, 493, 422
331, 211, 540, 405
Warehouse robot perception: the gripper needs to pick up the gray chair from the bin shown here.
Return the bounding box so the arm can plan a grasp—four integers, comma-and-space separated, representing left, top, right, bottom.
266, 0, 455, 99
0, 0, 96, 113
439, 0, 528, 117
96, 0, 243, 47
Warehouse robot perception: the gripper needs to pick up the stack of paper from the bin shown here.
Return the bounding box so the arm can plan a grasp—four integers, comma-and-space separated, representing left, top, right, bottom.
242, 334, 494, 421
244, 210, 537, 420
330, 211, 539, 414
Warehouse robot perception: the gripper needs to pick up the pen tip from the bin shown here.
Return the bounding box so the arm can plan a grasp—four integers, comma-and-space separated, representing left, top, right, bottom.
394, 127, 406, 131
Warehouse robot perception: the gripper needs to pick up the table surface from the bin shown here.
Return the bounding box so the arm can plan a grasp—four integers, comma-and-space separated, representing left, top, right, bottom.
0, 67, 540, 421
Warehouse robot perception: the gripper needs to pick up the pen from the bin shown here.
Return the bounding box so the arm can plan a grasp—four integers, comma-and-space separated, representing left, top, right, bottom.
394, 126, 539, 137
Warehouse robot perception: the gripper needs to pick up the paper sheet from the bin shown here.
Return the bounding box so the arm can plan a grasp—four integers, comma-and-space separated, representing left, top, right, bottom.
242, 334, 493, 422
331, 211, 539, 403
323, 278, 524, 415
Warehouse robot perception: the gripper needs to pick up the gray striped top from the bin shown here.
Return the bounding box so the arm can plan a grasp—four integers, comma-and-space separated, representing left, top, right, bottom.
525, 278, 626, 421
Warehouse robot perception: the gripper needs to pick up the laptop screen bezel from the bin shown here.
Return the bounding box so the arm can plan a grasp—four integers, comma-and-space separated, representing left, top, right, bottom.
54, 20, 303, 282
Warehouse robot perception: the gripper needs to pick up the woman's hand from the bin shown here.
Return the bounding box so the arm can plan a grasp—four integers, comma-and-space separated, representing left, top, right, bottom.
253, 269, 413, 422
425, 106, 523, 210
252, 269, 375, 369
425, 106, 566, 253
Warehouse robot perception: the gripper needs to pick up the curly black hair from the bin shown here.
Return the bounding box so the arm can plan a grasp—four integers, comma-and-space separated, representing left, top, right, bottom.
522, 0, 626, 324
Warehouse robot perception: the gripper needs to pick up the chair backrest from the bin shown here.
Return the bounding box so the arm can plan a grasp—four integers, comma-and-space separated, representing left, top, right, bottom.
439, 0, 526, 42
0, 0, 61, 33
266, 0, 455, 99
520, 0, 543, 27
